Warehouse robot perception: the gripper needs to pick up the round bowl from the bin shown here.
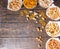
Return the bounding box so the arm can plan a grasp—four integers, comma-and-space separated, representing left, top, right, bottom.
7, 0, 22, 11
46, 5, 60, 20
39, 0, 54, 8
46, 38, 60, 49
45, 21, 60, 37
23, 0, 37, 9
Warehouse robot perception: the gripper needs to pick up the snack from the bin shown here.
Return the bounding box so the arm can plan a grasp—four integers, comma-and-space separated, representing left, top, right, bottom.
46, 38, 60, 49
7, 0, 22, 11
39, 19, 47, 27
45, 21, 60, 37
23, 0, 37, 9
46, 5, 60, 20
39, 0, 53, 8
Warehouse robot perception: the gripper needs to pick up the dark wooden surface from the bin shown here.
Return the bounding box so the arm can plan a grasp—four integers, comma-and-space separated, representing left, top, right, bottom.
0, 0, 60, 49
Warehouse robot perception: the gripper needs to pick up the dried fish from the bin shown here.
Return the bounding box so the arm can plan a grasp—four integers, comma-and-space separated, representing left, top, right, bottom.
35, 21, 38, 23
20, 10, 24, 16
28, 13, 36, 20
36, 27, 40, 31
33, 18, 36, 20
34, 12, 38, 16
35, 16, 39, 18
26, 15, 29, 17
39, 19, 46, 27
36, 27, 43, 32
40, 11, 47, 20
29, 11, 33, 13
40, 29, 43, 32
24, 10, 29, 15
38, 44, 41, 48
36, 36, 42, 43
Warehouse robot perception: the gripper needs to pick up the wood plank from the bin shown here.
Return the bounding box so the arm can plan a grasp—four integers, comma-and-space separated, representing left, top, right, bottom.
0, 0, 60, 49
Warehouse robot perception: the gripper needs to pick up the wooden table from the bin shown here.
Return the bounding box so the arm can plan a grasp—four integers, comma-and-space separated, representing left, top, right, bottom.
0, 0, 60, 49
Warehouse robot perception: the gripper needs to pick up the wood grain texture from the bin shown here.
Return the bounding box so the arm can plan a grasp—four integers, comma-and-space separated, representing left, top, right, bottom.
0, 0, 60, 49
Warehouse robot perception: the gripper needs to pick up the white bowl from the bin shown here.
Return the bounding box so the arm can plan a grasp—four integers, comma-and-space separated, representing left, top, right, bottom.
45, 21, 60, 37
46, 38, 60, 49
39, 0, 54, 8
46, 5, 60, 20
7, 0, 22, 11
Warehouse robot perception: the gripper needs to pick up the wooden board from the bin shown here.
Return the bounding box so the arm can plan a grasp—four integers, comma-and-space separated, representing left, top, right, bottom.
0, 0, 60, 49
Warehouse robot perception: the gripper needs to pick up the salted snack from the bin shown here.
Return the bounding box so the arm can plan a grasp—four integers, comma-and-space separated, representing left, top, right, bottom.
23, 0, 37, 9
46, 5, 60, 20
45, 21, 60, 37
46, 38, 60, 49
7, 0, 22, 11
39, 0, 54, 8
